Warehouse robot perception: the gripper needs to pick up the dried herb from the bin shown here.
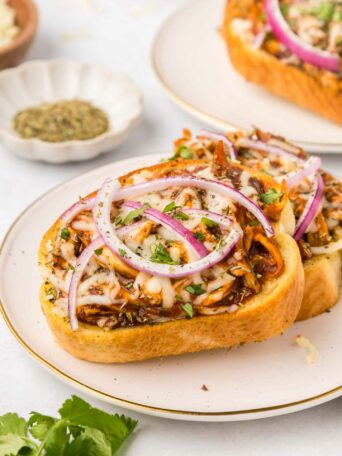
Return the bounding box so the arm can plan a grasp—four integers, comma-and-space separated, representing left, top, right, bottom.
13, 99, 109, 143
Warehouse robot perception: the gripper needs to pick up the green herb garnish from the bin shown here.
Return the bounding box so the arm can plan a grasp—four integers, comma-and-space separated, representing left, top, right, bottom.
280, 3, 289, 17
315, 3, 335, 22
181, 303, 194, 318
0, 395, 137, 456
61, 227, 70, 240
175, 145, 194, 160
150, 243, 176, 265
173, 211, 190, 221
123, 203, 150, 225
119, 248, 126, 257
260, 188, 283, 204
185, 284, 206, 296
163, 201, 180, 213
201, 217, 218, 228
194, 231, 205, 241
114, 215, 123, 226
249, 220, 259, 227
94, 247, 103, 256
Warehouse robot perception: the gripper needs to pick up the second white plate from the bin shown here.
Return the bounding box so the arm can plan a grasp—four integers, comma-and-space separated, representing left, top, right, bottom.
152, 0, 342, 153
0, 154, 341, 422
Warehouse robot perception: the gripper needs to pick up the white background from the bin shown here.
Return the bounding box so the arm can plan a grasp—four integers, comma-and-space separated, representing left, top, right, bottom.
0, 0, 341, 454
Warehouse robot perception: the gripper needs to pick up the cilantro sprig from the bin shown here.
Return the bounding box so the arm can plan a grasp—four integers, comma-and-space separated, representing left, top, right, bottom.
0, 395, 137, 456
150, 243, 176, 265
260, 188, 283, 204
185, 283, 206, 296
122, 203, 150, 225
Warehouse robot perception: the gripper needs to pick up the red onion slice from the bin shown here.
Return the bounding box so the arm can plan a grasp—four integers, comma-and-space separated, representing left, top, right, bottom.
199, 129, 238, 160
68, 236, 103, 331
294, 174, 324, 242
311, 238, 342, 255
61, 197, 95, 223
237, 137, 305, 164
182, 208, 233, 228
122, 200, 208, 258
93, 177, 244, 278
276, 156, 321, 189
95, 176, 274, 237
265, 0, 340, 73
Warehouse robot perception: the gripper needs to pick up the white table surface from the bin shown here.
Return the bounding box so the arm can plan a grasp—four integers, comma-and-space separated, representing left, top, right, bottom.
0, 0, 341, 454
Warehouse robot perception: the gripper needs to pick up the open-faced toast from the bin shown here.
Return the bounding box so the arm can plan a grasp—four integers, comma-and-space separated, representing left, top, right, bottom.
171, 128, 342, 321
39, 158, 304, 363
222, 0, 342, 125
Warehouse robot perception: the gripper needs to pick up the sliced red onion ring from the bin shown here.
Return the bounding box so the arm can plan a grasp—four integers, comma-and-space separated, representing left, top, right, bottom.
68, 236, 103, 331
265, 0, 340, 73
182, 208, 233, 228
199, 129, 238, 160
95, 176, 273, 237
294, 174, 324, 242
237, 137, 305, 164
122, 200, 208, 258
276, 156, 321, 189
311, 238, 342, 255
61, 197, 95, 223
93, 177, 246, 277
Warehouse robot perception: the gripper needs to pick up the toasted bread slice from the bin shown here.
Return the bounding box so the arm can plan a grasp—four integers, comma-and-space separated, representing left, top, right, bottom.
298, 253, 342, 321
39, 160, 304, 363
222, 0, 342, 125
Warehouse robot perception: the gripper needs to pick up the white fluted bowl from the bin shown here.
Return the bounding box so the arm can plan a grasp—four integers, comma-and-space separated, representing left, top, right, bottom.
0, 59, 143, 163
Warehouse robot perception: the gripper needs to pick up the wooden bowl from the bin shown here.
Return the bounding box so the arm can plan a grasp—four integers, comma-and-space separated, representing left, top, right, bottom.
0, 0, 38, 70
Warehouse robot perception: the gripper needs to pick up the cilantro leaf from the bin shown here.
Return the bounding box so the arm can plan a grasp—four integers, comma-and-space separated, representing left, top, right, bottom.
260, 188, 283, 204
27, 413, 57, 441
61, 227, 70, 241
185, 284, 206, 296
194, 231, 205, 241
59, 396, 137, 454
122, 203, 150, 225
163, 201, 179, 213
94, 248, 103, 256
173, 211, 189, 221
181, 303, 194, 318
150, 243, 176, 265
201, 217, 218, 228
175, 145, 194, 160
119, 248, 126, 257
0, 413, 36, 456
0, 396, 137, 456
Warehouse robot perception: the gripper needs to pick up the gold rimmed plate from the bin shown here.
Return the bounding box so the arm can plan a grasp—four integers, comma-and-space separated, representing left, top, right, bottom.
0, 154, 341, 421
152, 0, 342, 153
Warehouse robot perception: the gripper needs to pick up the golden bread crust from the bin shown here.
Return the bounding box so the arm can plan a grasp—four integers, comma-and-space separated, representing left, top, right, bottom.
296, 253, 342, 321
222, 0, 342, 125
39, 162, 304, 363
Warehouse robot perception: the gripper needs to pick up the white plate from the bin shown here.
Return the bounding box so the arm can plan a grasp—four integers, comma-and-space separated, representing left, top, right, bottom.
152, 0, 342, 153
0, 154, 341, 422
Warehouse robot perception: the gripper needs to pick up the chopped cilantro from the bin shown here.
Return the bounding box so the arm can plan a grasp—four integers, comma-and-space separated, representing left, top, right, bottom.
315, 3, 335, 22
201, 217, 218, 228
60, 227, 70, 240
175, 144, 194, 160
173, 211, 190, 221
249, 220, 259, 227
185, 284, 206, 296
194, 231, 205, 241
260, 188, 283, 204
119, 248, 126, 257
150, 243, 176, 265
163, 201, 179, 213
280, 3, 289, 17
122, 203, 150, 225
114, 215, 123, 226
94, 247, 103, 256
181, 303, 194, 318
